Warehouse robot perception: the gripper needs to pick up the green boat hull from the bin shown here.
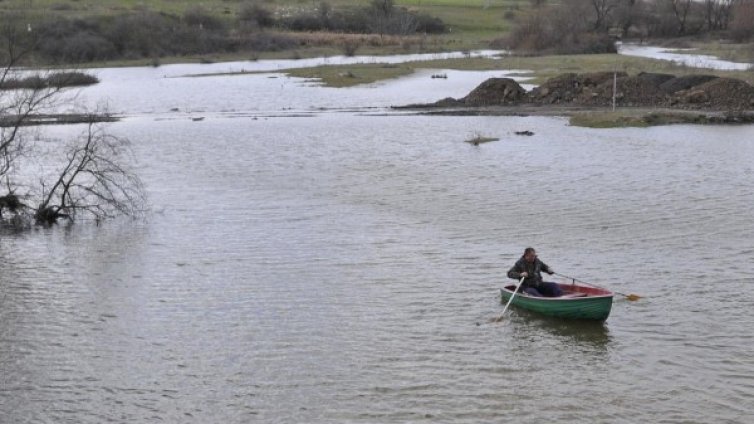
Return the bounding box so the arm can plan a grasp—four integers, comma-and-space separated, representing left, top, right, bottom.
500, 285, 613, 321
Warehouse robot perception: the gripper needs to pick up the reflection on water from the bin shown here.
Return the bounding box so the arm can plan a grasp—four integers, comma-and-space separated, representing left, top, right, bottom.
2, 56, 754, 423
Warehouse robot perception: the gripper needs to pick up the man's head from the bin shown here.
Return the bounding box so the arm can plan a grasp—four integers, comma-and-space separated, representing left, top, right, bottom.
523, 247, 536, 263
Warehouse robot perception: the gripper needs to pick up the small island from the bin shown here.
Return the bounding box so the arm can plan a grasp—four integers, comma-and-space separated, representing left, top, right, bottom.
399, 72, 754, 127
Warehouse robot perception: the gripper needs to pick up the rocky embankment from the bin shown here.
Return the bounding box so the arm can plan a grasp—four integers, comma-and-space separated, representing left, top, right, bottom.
409, 72, 754, 111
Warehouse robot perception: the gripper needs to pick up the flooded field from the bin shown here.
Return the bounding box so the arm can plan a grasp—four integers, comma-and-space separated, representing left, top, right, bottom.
1, 54, 753, 423
617, 43, 752, 70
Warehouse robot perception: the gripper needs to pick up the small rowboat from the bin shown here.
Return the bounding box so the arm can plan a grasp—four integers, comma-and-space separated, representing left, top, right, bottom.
500, 282, 614, 321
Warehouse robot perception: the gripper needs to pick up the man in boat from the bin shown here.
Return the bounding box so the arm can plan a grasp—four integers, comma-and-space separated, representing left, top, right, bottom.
507, 247, 563, 297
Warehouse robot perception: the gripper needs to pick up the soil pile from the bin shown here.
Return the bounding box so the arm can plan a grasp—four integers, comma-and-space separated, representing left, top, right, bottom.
671, 78, 754, 110
412, 72, 754, 111
530, 72, 627, 104
659, 75, 719, 94
460, 78, 526, 106
578, 75, 669, 107
406, 72, 754, 112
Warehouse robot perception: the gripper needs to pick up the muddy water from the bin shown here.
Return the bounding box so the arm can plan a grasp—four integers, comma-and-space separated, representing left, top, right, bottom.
1, 58, 754, 423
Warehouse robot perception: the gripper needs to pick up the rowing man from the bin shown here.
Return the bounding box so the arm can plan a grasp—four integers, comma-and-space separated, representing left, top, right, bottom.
507, 247, 562, 297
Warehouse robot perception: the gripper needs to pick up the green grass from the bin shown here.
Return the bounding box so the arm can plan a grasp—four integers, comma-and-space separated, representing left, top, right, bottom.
285, 63, 415, 87
568, 110, 731, 128
396, 53, 754, 84
263, 51, 754, 87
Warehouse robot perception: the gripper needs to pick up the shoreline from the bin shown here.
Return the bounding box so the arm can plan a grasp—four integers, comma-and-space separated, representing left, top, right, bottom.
395, 105, 754, 128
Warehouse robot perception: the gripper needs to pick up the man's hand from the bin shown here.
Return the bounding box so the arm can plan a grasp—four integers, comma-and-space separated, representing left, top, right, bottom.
520, 272, 529, 278
547, 269, 554, 275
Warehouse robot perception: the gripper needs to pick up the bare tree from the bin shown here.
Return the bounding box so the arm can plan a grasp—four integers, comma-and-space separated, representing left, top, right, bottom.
0, 14, 64, 223
369, 0, 396, 39
704, 0, 739, 31
588, 0, 620, 31
668, 0, 694, 33
730, 0, 754, 40
35, 120, 145, 224
1, 12, 145, 227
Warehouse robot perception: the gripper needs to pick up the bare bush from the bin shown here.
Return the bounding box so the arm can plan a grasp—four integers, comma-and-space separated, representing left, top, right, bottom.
35, 121, 146, 224
184, 6, 226, 31
239, 1, 275, 28
1, 17, 145, 228
730, 0, 754, 41
503, 2, 616, 54
0, 72, 98, 90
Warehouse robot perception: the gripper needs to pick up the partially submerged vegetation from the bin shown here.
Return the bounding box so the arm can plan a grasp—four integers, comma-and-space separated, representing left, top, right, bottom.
569, 110, 754, 128
0, 72, 99, 90
0, 26, 144, 229
465, 133, 499, 145
286, 64, 414, 87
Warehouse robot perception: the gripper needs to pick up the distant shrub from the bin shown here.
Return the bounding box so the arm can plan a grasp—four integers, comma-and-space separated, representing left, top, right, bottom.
501, 7, 615, 54
239, 1, 275, 27
279, 3, 444, 35
45, 72, 100, 87
342, 39, 360, 56
286, 13, 326, 31
243, 33, 300, 52
413, 13, 446, 34
36, 18, 117, 62
328, 10, 371, 33
0, 72, 99, 90
730, 2, 754, 41
105, 12, 177, 58
183, 6, 226, 31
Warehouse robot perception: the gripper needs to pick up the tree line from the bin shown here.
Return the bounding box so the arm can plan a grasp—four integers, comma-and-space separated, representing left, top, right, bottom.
505, 0, 754, 54
3, 0, 446, 65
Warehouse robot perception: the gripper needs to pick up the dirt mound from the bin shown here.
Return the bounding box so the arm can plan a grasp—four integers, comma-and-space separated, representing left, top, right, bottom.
461, 78, 526, 106
636, 72, 675, 86
531, 72, 627, 104
579, 75, 669, 107
402, 72, 754, 112
659, 75, 719, 94
672, 78, 754, 109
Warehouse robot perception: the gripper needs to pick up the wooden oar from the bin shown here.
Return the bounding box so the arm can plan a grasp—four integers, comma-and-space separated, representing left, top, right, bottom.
493, 276, 525, 323
554, 272, 641, 301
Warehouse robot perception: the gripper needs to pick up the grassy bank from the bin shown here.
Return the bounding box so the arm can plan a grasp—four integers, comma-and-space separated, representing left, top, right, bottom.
286, 63, 414, 87
569, 110, 754, 128
271, 52, 754, 88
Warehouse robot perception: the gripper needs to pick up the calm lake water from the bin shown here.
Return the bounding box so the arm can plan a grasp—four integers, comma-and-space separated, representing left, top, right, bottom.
1, 55, 753, 423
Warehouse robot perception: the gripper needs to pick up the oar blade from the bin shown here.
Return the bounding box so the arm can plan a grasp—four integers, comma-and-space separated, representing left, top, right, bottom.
625, 294, 641, 301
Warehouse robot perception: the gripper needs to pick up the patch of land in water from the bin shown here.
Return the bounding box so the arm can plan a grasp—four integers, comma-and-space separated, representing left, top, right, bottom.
0, 113, 118, 127
397, 71, 754, 127
269, 53, 754, 88
406, 104, 754, 128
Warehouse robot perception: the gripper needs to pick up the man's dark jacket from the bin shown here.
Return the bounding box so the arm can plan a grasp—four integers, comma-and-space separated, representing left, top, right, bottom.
507, 256, 553, 289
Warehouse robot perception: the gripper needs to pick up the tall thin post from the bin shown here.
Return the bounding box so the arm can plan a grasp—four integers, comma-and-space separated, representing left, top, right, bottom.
613, 71, 618, 112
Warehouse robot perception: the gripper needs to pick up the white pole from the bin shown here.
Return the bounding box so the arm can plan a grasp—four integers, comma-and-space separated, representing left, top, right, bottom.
613, 71, 618, 112
494, 276, 525, 322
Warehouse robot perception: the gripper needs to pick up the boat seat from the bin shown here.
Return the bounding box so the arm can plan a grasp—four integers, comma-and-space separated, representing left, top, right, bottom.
559, 292, 588, 298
